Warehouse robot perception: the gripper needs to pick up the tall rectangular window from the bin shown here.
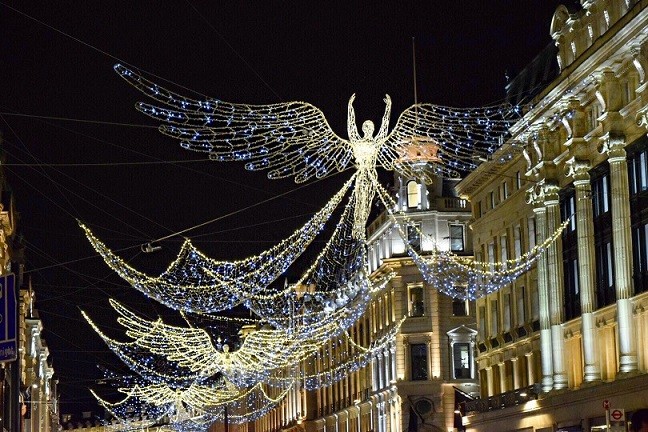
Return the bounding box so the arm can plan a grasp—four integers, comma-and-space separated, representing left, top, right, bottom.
407, 224, 421, 252
516, 286, 526, 325
503, 293, 512, 331
514, 224, 522, 258
502, 181, 509, 200
452, 343, 472, 379
410, 344, 428, 381
592, 166, 615, 308
531, 285, 539, 321
490, 191, 496, 209
490, 300, 499, 335
561, 187, 580, 320
449, 224, 465, 252
629, 141, 648, 294
408, 285, 424, 317
407, 181, 421, 208
516, 171, 522, 189
592, 174, 610, 217
478, 306, 486, 336
528, 217, 536, 249
500, 235, 508, 267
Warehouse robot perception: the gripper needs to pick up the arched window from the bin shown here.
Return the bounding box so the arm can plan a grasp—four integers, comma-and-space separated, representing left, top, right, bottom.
407, 181, 420, 208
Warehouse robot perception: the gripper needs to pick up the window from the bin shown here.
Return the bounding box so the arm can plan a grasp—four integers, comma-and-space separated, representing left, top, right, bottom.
503, 293, 512, 331
453, 343, 472, 379
408, 285, 424, 317
478, 306, 486, 336
516, 286, 526, 325
561, 187, 580, 320
531, 285, 539, 321
630, 147, 648, 194
502, 181, 509, 200
527, 217, 536, 249
410, 344, 428, 381
629, 141, 648, 294
490, 191, 496, 209
500, 235, 508, 267
516, 171, 522, 190
452, 299, 468, 316
490, 300, 499, 335
514, 224, 522, 258
592, 174, 610, 217
407, 224, 421, 252
407, 181, 421, 208
487, 242, 496, 272
449, 224, 465, 252
592, 167, 615, 308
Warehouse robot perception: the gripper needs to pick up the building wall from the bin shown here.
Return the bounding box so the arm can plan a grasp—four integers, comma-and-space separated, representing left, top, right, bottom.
456, 0, 648, 430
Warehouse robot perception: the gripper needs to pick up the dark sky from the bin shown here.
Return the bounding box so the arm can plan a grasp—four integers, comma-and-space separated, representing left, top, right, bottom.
0, 0, 568, 417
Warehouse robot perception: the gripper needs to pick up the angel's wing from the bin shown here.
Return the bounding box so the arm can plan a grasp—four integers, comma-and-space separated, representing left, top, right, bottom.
115, 64, 352, 183
380, 103, 517, 179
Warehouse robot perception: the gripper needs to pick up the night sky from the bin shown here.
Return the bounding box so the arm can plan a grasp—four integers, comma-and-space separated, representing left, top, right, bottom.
1, 1, 568, 417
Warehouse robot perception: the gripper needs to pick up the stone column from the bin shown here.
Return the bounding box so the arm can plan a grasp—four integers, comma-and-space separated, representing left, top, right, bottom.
544, 182, 568, 389
525, 351, 536, 384
565, 157, 601, 382
600, 133, 638, 373
498, 362, 507, 393
485, 366, 494, 397
527, 187, 554, 391
511, 357, 521, 389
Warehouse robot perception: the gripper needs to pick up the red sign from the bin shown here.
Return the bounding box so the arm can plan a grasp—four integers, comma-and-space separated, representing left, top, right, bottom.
603, 400, 610, 410
611, 409, 624, 421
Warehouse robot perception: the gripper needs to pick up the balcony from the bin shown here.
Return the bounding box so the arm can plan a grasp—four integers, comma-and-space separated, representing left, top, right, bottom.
464, 384, 541, 414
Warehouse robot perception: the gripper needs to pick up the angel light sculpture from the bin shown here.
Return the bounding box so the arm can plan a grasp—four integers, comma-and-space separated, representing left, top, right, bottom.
114, 64, 515, 238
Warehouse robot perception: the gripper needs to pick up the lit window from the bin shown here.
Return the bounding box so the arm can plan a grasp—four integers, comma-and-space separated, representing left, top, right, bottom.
410, 344, 428, 381
449, 224, 465, 252
407, 181, 421, 208
452, 343, 472, 379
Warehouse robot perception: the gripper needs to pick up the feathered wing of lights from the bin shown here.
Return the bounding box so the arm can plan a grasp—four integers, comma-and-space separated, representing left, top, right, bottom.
82, 267, 391, 388
93, 377, 295, 431
374, 180, 568, 299
78, 175, 354, 314
114, 64, 516, 183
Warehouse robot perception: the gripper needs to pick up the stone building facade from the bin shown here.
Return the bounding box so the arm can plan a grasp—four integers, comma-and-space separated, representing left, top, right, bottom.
247, 171, 478, 432
455, 1, 648, 430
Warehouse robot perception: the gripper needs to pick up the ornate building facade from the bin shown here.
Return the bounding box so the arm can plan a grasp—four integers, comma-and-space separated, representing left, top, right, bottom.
247, 171, 478, 432
455, 1, 648, 430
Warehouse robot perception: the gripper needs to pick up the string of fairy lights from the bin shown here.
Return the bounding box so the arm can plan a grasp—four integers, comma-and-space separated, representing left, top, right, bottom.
81, 64, 564, 431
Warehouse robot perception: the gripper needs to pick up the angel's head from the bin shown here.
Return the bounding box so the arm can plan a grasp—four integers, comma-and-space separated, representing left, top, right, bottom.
362, 120, 375, 138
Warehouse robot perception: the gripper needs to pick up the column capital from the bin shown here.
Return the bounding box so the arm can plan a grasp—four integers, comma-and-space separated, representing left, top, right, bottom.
526, 180, 560, 207
564, 157, 591, 183
560, 98, 587, 141
598, 132, 626, 161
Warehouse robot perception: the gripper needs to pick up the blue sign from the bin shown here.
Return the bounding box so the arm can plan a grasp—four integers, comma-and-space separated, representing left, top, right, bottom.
0, 274, 16, 362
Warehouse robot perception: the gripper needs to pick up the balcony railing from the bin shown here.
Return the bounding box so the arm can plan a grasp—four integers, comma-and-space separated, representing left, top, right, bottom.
464, 384, 541, 414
